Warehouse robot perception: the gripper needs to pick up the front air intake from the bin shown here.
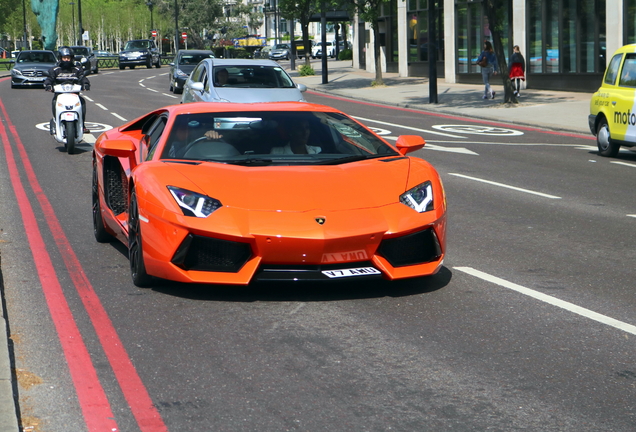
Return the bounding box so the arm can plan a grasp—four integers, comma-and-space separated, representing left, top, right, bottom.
377, 228, 442, 267
171, 234, 252, 272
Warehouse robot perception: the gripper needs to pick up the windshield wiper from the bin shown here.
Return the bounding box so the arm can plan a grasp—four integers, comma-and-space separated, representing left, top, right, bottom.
315, 154, 382, 165
219, 158, 273, 166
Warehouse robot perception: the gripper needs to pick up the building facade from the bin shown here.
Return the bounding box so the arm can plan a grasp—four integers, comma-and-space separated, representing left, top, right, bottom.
351, 0, 636, 92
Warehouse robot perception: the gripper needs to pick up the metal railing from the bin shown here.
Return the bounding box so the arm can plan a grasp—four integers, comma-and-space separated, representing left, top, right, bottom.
0, 55, 175, 72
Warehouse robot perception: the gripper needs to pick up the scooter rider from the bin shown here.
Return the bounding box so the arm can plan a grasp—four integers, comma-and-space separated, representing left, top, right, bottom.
44, 46, 90, 133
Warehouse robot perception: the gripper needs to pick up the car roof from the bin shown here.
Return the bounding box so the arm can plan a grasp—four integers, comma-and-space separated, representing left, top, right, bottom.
178, 49, 214, 55
207, 58, 283, 67
615, 44, 636, 54
18, 50, 55, 54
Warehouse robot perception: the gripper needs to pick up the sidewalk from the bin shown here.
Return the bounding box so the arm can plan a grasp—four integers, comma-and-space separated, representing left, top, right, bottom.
288, 60, 593, 136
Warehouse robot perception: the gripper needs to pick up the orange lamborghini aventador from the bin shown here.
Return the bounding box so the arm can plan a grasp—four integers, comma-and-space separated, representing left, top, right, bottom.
92, 102, 447, 287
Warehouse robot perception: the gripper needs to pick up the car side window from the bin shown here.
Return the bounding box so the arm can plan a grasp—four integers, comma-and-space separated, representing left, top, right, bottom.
190, 64, 204, 82
619, 54, 636, 88
202, 66, 210, 92
146, 116, 168, 160
604, 54, 622, 86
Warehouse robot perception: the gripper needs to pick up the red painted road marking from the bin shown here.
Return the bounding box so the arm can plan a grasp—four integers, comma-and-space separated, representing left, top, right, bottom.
0, 84, 168, 431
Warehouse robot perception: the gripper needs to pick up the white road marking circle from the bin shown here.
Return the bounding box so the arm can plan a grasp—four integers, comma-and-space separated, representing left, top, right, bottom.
432, 125, 524, 136
36, 121, 113, 133
368, 127, 391, 136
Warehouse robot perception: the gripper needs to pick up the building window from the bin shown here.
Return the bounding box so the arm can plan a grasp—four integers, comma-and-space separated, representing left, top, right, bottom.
627, 0, 636, 44
528, 0, 605, 74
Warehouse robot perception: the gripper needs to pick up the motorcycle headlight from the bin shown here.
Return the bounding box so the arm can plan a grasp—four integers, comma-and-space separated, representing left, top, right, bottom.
400, 181, 434, 213
167, 186, 222, 218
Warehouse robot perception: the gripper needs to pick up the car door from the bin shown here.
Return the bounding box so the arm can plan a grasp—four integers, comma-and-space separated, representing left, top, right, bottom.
611, 53, 636, 143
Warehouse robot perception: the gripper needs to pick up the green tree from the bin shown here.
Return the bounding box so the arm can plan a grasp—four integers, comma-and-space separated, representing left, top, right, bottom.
347, 0, 389, 85
483, 0, 517, 103
278, 0, 321, 66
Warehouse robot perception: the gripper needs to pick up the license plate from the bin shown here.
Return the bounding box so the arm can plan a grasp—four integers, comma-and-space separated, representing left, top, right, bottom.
322, 267, 381, 278
61, 112, 76, 121
31, 77, 45, 81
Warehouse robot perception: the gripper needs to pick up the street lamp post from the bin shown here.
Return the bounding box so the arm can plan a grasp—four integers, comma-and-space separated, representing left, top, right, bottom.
174, 0, 179, 54
146, 1, 154, 35
70, 2, 76, 45
22, 0, 27, 50
77, 0, 83, 45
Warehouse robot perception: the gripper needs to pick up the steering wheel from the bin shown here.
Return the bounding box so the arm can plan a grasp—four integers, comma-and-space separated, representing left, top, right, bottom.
180, 136, 215, 158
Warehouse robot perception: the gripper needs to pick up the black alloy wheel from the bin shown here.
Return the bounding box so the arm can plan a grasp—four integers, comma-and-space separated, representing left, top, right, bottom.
129, 190, 152, 287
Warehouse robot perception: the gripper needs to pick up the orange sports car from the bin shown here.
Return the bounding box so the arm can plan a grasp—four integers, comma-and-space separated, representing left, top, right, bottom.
92, 102, 446, 287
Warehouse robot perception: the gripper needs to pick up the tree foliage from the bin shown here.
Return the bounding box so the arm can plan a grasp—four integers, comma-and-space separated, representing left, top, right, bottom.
345, 0, 389, 84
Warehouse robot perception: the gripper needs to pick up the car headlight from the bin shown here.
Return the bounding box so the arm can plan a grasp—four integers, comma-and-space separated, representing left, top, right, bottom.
80, 58, 87, 63
11, 69, 23, 77
400, 181, 434, 213
176, 69, 188, 77
167, 186, 222, 218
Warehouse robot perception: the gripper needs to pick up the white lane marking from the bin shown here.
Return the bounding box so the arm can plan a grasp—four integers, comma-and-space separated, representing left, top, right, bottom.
103, 72, 114, 75
455, 267, 636, 336
353, 116, 466, 139
146, 76, 156, 79
147, 88, 159, 93
448, 173, 561, 199
95, 103, 108, 111
433, 125, 524, 136
611, 161, 636, 168
139, 83, 146, 87
84, 95, 94, 102
628, 215, 636, 218
111, 113, 127, 121
384, 136, 478, 154
162, 93, 178, 99
139, 79, 145, 83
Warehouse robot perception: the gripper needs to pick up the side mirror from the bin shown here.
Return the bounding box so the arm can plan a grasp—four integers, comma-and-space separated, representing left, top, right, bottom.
191, 82, 204, 92
296, 83, 307, 92
395, 135, 425, 156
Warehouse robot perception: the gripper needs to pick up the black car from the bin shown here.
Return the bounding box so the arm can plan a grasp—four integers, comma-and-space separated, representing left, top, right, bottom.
118, 39, 161, 69
169, 49, 215, 94
70, 45, 98, 74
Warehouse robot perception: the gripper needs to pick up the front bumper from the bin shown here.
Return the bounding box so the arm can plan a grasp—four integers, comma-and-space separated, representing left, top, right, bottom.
137, 199, 446, 285
11, 77, 46, 86
119, 56, 150, 66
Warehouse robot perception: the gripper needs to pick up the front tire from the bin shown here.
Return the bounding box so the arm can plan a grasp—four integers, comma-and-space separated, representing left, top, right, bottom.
129, 190, 152, 287
596, 117, 620, 157
92, 162, 115, 243
64, 122, 76, 154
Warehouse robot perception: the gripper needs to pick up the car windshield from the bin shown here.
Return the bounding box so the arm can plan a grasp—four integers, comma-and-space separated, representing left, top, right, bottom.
17, 52, 56, 63
179, 54, 213, 65
125, 41, 151, 50
73, 47, 89, 55
212, 65, 295, 88
274, 44, 289, 49
160, 111, 399, 164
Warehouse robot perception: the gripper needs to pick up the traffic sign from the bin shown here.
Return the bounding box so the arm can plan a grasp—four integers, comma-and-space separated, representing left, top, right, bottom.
182, 32, 187, 40
151, 30, 157, 37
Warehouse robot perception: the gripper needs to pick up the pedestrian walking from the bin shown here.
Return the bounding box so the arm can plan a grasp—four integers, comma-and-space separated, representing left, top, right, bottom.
475, 41, 498, 100
509, 45, 526, 97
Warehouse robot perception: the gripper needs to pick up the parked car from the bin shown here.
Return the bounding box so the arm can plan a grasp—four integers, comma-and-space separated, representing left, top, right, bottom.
10, 50, 58, 88
181, 58, 306, 104
253, 46, 272, 59
589, 43, 636, 157
269, 43, 292, 60
312, 41, 335, 59
92, 101, 446, 286
169, 49, 215, 94
118, 39, 161, 69
70, 45, 98, 74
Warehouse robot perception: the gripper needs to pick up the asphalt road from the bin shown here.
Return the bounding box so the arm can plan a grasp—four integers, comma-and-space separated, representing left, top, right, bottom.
0, 67, 635, 431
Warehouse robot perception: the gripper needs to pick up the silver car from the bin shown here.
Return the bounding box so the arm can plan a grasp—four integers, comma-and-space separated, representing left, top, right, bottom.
181, 59, 307, 104
10, 50, 58, 88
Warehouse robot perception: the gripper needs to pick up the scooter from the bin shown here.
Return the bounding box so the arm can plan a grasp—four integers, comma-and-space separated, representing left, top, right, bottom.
49, 78, 85, 154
